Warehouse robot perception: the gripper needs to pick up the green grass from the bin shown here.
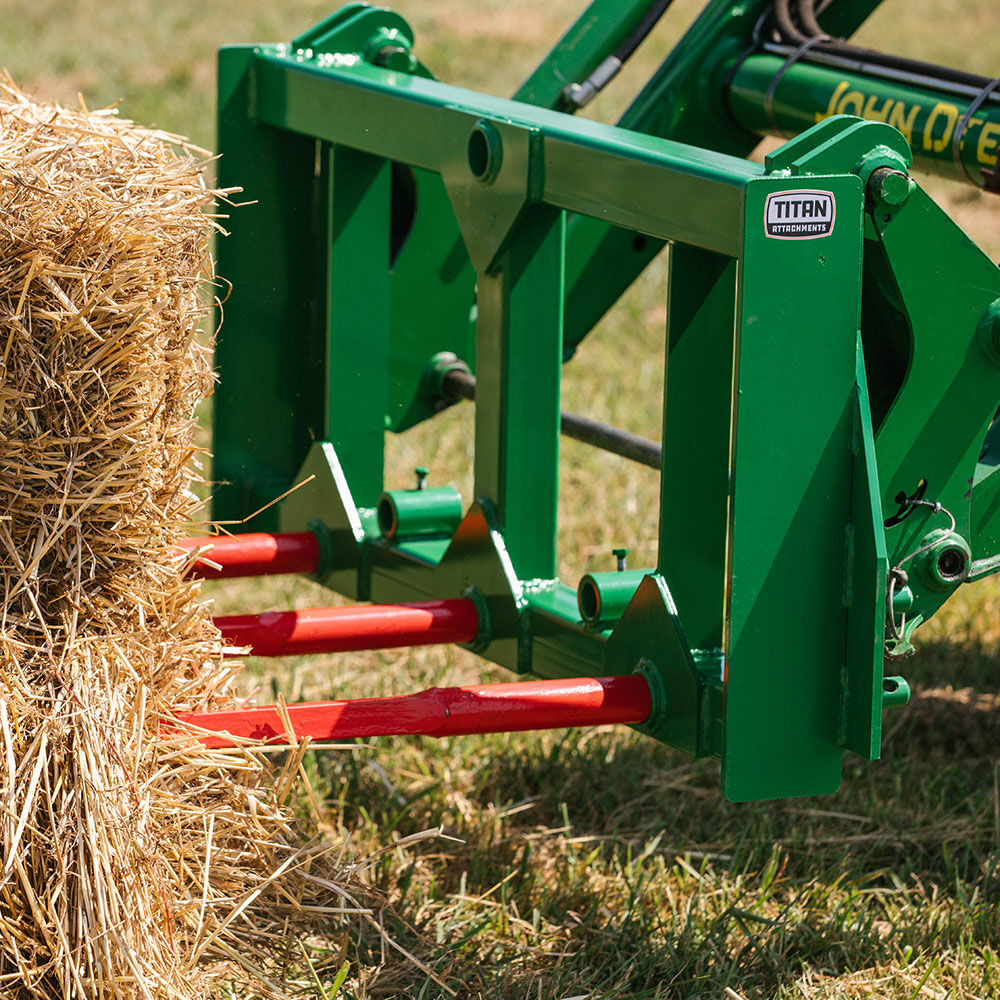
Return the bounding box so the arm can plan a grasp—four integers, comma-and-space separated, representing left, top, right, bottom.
6, 1, 1000, 997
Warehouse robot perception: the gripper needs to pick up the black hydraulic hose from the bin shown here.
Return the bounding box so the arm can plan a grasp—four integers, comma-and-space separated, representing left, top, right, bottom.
755, 0, 993, 94
560, 0, 677, 110
815, 42, 997, 94
769, 0, 827, 45
614, 0, 676, 64
773, 0, 808, 43
796, 0, 825, 38
761, 36, 1000, 102
441, 369, 663, 470
739, 1, 1000, 115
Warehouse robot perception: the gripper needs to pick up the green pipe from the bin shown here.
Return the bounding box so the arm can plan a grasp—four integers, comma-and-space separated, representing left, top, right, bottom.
881, 675, 910, 708
377, 487, 463, 539
577, 569, 650, 627
726, 54, 1000, 187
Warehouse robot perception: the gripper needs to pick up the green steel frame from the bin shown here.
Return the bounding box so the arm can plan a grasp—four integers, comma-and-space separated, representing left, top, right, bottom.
214, 2, 1000, 801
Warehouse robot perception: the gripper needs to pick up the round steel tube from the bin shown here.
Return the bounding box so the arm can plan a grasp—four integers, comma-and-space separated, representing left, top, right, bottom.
169, 673, 653, 747
577, 569, 649, 627
215, 599, 480, 657
441, 368, 662, 469
179, 531, 321, 579
377, 486, 464, 538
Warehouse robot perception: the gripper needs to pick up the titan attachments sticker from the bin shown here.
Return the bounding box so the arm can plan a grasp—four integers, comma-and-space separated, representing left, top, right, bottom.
764, 189, 836, 239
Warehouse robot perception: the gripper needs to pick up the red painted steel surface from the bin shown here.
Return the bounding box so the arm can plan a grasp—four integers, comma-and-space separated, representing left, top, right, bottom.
179, 532, 321, 579
168, 674, 653, 747
216, 599, 481, 656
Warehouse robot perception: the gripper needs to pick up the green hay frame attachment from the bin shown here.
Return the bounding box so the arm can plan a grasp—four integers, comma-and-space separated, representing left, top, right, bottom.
212, 0, 1000, 800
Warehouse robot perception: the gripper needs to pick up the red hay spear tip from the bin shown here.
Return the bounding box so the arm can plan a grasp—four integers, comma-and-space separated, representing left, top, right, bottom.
178, 531, 321, 579
167, 674, 653, 747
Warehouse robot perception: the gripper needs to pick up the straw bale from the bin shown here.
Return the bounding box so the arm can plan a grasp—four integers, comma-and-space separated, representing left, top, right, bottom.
0, 82, 365, 998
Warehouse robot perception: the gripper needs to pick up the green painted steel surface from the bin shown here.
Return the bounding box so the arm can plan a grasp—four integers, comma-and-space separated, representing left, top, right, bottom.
723, 172, 865, 800
377, 485, 464, 540
843, 342, 889, 760
246, 54, 757, 249
557, 0, 887, 355
214, 5, 1000, 800
867, 187, 1000, 629
659, 246, 736, 655
475, 209, 565, 581
326, 145, 391, 507
577, 569, 651, 629
214, 46, 328, 530
603, 574, 703, 757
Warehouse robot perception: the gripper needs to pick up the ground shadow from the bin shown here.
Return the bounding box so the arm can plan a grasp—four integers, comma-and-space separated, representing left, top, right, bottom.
326, 634, 1000, 998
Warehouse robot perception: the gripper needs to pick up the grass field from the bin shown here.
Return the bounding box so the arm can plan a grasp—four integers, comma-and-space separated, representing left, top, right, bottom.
7, 1, 1000, 997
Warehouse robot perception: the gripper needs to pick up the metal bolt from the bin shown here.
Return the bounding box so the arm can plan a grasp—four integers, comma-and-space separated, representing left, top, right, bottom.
867, 167, 913, 214
612, 547, 629, 572
415, 466, 429, 491
364, 28, 418, 73
375, 45, 418, 73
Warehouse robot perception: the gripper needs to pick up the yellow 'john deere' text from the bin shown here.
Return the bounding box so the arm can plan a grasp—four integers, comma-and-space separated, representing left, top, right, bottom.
816, 80, 1000, 169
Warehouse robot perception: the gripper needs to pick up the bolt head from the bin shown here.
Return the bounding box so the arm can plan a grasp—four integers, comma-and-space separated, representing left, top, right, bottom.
869, 168, 913, 211
376, 45, 417, 73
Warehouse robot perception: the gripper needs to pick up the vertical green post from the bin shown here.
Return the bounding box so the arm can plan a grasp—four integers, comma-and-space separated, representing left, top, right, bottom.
723, 174, 865, 801
474, 208, 566, 581
659, 247, 737, 651
214, 46, 329, 529
326, 145, 391, 507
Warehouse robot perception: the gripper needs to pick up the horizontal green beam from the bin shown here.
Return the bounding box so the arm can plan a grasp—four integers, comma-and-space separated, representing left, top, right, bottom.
248, 50, 759, 255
